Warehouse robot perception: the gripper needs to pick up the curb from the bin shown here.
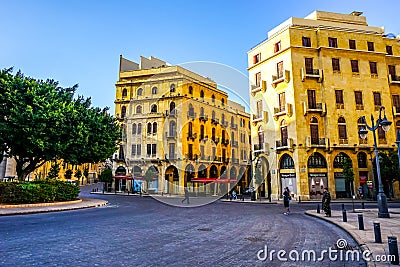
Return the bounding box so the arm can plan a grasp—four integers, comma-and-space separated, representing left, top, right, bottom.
220, 199, 278, 204
305, 211, 375, 267
0, 199, 83, 208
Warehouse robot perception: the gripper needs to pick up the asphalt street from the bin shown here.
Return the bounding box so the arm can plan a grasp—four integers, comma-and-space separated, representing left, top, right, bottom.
0, 186, 386, 267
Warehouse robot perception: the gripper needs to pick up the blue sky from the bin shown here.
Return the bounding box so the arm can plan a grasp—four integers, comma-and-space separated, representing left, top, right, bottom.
1, 0, 399, 113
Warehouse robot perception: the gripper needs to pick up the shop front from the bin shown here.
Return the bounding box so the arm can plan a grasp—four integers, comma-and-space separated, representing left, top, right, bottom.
308, 173, 327, 199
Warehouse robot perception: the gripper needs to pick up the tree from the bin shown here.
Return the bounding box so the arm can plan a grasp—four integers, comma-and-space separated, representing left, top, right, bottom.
64, 169, 73, 180
379, 150, 400, 198
75, 169, 83, 185
0, 68, 121, 180
144, 166, 158, 191
83, 167, 89, 183
342, 157, 354, 196
46, 162, 61, 179
99, 167, 113, 192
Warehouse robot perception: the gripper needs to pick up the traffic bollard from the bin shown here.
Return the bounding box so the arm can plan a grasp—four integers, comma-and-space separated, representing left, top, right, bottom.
342, 209, 347, 222
388, 236, 399, 265
361, 202, 365, 209
317, 204, 320, 213
358, 214, 364, 230
342, 203, 345, 211
298, 196, 301, 204
373, 222, 382, 243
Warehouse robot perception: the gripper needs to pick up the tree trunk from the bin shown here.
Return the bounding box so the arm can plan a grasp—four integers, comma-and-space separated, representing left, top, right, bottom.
15, 157, 45, 181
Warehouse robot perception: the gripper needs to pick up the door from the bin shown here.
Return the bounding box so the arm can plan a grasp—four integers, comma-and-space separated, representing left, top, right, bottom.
307, 90, 316, 109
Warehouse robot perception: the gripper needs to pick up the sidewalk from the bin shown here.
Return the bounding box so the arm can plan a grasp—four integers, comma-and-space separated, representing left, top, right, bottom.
306, 208, 400, 267
0, 198, 108, 216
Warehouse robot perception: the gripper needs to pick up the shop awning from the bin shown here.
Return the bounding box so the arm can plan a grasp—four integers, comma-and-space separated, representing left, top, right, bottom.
190, 178, 238, 183
113, 175, 133, 180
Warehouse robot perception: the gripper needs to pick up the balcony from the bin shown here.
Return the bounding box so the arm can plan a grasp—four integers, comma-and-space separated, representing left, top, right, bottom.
276, 138, 293, 150
253, 142, 269, 156
212, 137, 220, 144
306, 137, 330, 150
303, 102, 326, 116
221, 121, 229, 128
389, 75, 400, 84
165, 132, 177, 139
339, 138, 348, 145
199, 114, 208, 122
393, 106, 400, 117
230, 123, 238, 130
232, 158, 239, 164
211, 118, 219, 125
223, 157, 230, 164
273, 103, 293, 120
251, 80, 267, 96
231, 140, 238, 147
355, 104, 364, 110
272, 70, 290, 88
187, 111, 197, 120
252, 111, 268, 126
221, 139, 230, 146
165, 153, 177, 161
301, 68, 323, 82
187, 132, 197, 141
166, 110, 178, 117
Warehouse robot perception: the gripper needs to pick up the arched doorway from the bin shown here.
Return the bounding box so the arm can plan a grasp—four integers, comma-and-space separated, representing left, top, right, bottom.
184, 164, 195, 188
144, 165, 159, 193
132, 166, 142, 193
255, 157, 269, 198
165, 165, 179, 194
279, 153, 296, 198
209, 165, 218, 195
115, 166, 126, 192
333, 152, 353, 198
307, 152, 327, 199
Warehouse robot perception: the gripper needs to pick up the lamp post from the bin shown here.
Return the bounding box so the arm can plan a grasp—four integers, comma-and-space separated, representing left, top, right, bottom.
358, 106, 391, 218
395, 129, 400, 169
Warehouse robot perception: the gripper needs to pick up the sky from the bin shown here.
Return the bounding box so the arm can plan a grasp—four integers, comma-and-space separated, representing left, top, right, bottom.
1, 0, 400, 113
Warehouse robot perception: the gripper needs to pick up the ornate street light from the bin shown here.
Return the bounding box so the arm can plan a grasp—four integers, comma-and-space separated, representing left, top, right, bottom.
358, 106, 391, 218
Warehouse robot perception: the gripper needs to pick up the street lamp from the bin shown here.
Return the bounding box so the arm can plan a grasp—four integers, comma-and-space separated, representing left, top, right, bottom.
395, 129, 400, 170
358, 106, 391, 218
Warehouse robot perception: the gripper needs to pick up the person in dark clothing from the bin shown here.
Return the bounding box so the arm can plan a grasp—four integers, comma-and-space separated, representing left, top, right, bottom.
322, 188, 331, 217
182, 187, 190, 204
282, 187, 291, 215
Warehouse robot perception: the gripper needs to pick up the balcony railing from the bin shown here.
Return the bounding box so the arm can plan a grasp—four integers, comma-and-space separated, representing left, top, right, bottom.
222, 121, 229, 128
230, 123, 238, 130
232, 158, 239, 164
199, 114, 208, 122
231, 141, 238, 147
303, 102, 326, 116
187, 111, 197, 119
250, 80, 266, 96
272, 70, 290, 88
276, 139, 288, 148
165, 153, 177, 160
301, 68, 323, 82
253, 143, 264, 151
389, 75, 400, 84
212, 137, 220, 144
393, 106, 400, 116
165, 132, 177, 139
166, 110, 178, 117
211, 118, 219, 125
187, 132, 197, 141
311, 138, 326, 146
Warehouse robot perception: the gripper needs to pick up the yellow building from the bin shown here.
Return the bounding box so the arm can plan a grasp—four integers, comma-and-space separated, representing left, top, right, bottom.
248, 10, 400, 200
114, 56, 251, 195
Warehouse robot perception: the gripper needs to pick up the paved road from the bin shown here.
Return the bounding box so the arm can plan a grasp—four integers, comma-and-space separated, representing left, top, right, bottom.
0, 186, 374, 267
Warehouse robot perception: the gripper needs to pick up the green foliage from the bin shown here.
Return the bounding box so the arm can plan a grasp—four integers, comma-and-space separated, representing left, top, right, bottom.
144, 166, 158, 183
342, 157, 354, 182
0, 68, 121, 180
99, 168, 113, 183
75, 169, 82, 179
0, 180, 79, 204
64, 169, 73, 180
47, 162, 60, 179
379, 150, 400, 183
83, 167, 89, 179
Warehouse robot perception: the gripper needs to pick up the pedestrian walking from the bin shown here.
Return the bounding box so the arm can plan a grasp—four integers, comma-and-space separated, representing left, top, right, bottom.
322, 187, 331, 217
182, 187, 190, 204
230, 190, 237, 200
283, 187, 291, 215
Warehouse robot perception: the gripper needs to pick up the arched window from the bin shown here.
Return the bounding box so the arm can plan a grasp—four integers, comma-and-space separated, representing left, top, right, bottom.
200, 107, 204, 116
333, 152, 350, 168
170, 84, 175, 93
136, 105, 142, 114
151, 104, 157, 113
147, 123, 152, 134
221, 114, 225, 124
137, 88, 143, 96
188, 122, 193, 136
152, 122, 157, 134
169, 121, 176, 137
121, 106, 126, 118
307, 152, 327, 168
212, 94, 215, 102
137, 123, 142, 134
338, 117, 347, 140
221, 129, 226, 143
280, 120, 288, 146
132, 123, 137, 135
200, 90, 204, 99
189, 86, 193, 94
357, 152, 367, 168
280, 154, 294, 169
221, 98, 225, 106
170, 102, 176, 115
310, 117, 319, 145
152, 87, 157, 94
122, 88, 127, 97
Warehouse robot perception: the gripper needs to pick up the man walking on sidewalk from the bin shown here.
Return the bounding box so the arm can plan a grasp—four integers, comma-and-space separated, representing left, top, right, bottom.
182, 187, 190, 204
322, 188, 331, 217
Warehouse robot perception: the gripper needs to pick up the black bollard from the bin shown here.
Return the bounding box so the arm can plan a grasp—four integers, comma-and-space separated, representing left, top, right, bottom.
342, 209, 347, 222
373, 222, 382, 243
298, 196, 301, 204
361, 202, 365, 209
358, 214, 364, 230
342, 203, 345, 211
388, 236, 399, 265
317, 204, 320, 213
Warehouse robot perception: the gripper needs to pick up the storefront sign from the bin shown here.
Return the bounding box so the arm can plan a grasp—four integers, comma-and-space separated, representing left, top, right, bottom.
309, 173, 327, 178
281, 173, 296, 178
367, 180, 373, 189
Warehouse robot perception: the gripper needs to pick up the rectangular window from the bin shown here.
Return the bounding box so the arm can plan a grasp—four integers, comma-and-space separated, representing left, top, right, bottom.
351, 60, 359, 73
256, 100, 263, 119
255, 72, 261, 87
307, 90, 317, 109
393, 95, 400, 113
328, 37, 338, 48
302, 36, 311, 47
349, 39, 356, 49
200, 145, 204, 159
386, 45, 393, 55
332, 58, 340, 71
335, 90, 344, 105
274, 41, 281, 53
169, 143, 175, 159
137, 144, 141, 156
305, 58, 313, 74
367, 42, 374, 51
339, 125, 347, 139
188, 144, 193, 159
378, 127, 386, 140
212, 147, 216, 160
277, 61, 284, 78
389, 65, 396, 78
278, 92, 286, 112
370, 62, 378, 75
147, 144, 151, 156
152, 144, 156, 156
355, 91, 363, 105
132, 144, 136, 156
253, 53, 261, 64
373, 92, 381, 106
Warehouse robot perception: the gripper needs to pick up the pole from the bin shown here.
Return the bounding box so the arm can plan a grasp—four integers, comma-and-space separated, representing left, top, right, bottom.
371, 114, 390, 218
396, 129, 400, 169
